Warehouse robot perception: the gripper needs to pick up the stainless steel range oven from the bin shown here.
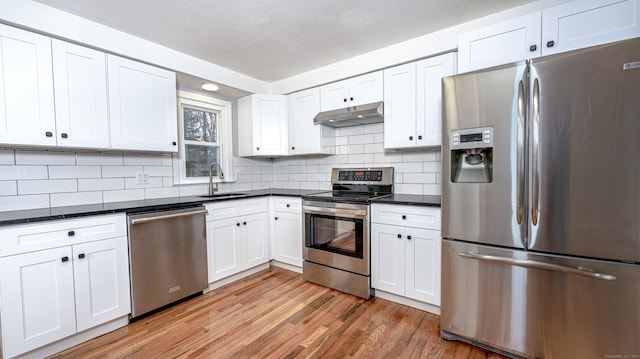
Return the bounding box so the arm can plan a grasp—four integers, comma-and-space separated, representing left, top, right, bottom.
302, 167, 393, 299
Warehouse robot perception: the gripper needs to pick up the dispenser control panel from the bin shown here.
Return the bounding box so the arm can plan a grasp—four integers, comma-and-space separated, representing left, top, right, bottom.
450, 127, 494, 150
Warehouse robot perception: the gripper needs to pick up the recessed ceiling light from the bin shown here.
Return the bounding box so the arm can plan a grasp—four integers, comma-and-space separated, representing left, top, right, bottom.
201, 83, 220, 92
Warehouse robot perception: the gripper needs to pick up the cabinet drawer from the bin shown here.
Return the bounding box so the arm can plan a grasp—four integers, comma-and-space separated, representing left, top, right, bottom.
0, 213, 127, 257
205, 197, 269, 221
371, 204, 441, 230
271, 196, 302, 213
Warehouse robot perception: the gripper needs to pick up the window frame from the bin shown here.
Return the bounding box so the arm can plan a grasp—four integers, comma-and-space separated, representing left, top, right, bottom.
173, 91, 234, 185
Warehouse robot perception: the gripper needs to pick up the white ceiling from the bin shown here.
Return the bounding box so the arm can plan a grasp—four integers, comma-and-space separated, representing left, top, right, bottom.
35, 0, 536, 84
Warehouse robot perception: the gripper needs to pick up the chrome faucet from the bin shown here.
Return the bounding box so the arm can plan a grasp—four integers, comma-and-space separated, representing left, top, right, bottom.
209, 162, 225, 196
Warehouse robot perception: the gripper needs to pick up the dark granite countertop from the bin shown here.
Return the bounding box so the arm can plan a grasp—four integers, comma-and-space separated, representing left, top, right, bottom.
0, 189, 321, 226
0, 189, 439, 226
369, 194, 441, 207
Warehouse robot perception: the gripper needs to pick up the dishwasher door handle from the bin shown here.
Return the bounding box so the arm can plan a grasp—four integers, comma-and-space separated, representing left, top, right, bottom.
130, 209, 208, 225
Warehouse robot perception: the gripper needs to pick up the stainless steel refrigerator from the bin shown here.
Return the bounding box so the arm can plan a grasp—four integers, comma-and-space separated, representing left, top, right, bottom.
441, 37, 640, 359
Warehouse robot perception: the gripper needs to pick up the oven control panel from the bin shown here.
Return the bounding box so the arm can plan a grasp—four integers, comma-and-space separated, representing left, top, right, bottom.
331, 167, 394, 185
338, 170, 383, 182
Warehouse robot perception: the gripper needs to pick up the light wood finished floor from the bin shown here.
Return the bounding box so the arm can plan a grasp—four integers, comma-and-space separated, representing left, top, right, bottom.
51, 267, 508, 358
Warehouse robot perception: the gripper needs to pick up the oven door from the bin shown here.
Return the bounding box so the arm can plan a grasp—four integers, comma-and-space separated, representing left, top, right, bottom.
302, 200, 369, 276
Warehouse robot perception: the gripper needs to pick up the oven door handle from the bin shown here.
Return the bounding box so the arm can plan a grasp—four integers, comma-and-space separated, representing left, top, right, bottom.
303, 206, 367, 218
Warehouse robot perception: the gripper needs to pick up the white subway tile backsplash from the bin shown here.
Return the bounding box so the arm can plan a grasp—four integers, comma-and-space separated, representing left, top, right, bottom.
49, 165, 101, 179
15, 151, 76, 165
0, 181, 17, 196
124, 153, 163, 166
395, 183, 423, 194
79, 178, 125, 191
77, 152, 124, 166
0, 150, 15, 164
0, 119, 443, 212
143, 165, 173, 177
0, 194, 49, 211
179, 184, 208, 196
102, 166, 143, 178
103, 189, 145, 203
348, 134, 375, 145
18, 179, 77, 194
0, 166, 48, 180
50, 191, 102, 207
145, 187, 180, 199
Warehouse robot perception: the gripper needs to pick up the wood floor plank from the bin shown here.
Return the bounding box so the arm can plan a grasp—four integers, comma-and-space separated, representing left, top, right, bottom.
50, 267, 509, 359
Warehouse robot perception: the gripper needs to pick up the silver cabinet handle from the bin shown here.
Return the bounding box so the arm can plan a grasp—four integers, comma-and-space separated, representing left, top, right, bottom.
458, 252, 616, 280
130, 209, 208, 225
531, 77, 541, 226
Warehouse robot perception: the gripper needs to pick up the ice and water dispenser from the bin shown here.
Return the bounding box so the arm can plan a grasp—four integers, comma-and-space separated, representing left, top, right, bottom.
450, 127, 493, 183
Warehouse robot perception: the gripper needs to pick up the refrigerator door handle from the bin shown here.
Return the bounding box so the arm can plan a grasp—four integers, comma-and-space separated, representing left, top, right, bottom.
532, 78, 540, 226
516, 80, 526, 225
458, 252, 616, 281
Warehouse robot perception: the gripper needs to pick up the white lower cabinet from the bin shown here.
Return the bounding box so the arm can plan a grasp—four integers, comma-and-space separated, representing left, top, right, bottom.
205, 198, 270, 283
270, 197, 302, 267
0, 214, 130, 359
371, 204, 441, 307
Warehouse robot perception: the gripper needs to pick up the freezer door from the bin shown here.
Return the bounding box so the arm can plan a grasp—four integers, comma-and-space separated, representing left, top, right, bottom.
442, 62, 527, 248
441, 240, 640, 359
529, 38, 640, 262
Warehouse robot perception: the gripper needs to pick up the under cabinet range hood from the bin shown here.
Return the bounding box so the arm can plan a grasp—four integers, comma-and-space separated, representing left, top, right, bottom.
313, 101, 384, 128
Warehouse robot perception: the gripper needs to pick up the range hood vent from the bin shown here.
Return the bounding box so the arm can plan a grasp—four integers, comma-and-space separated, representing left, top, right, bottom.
313, 101, 384, 128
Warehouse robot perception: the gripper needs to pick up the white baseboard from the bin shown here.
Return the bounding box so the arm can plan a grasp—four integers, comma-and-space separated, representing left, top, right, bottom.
270, 260, 302, 274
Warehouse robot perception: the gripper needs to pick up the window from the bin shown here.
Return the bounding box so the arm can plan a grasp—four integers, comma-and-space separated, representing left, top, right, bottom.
174, 91, 233, 185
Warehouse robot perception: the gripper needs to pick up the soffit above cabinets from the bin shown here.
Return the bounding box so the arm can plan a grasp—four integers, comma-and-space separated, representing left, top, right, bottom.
34, 0, 542, 83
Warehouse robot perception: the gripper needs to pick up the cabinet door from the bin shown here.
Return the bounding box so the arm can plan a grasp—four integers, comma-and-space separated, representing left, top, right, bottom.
542, 0, 640, 56
0, 24, 56, 147
0, 248, 76, 358
272, 211, 302, 267
320, 79, 350, 111
52, 39, 109, 149
255, 95, 287, 156
405, 228, 441, 305
244, 212, 269, 268
348, 71, 384, 107
383, 63, 417, 149
107, 54, 178, 152
416, 53, 455, 148
370, 223, 405, 295
207, 217, 242, 282
73, 237, 131, 332
458, 12, 541, 73
288, 87, 326, 155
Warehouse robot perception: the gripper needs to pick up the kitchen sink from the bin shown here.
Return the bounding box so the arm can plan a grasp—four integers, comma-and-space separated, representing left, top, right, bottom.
198, 192, 248, 199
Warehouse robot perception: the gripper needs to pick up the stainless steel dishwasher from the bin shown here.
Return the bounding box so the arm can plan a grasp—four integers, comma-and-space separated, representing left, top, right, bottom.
127, 205, 208, 318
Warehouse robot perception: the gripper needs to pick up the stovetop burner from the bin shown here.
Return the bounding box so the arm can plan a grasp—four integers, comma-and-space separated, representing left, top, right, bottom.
302, 167, 394, 204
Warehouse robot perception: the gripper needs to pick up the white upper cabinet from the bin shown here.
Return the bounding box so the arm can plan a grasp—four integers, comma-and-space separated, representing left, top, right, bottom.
107, 54, 178, 152
384, 53, 455, 149
458, 0, 640, 73
287, 87, 334, 155
541, 0, 640, 56
0, 24, 56, 147
320, 71, 383, 111
458, 12, 541, 73
238, 94, 288, 157
52, 39, 109, 149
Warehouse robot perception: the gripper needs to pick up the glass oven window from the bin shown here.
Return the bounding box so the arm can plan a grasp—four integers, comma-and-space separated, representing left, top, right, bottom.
306, 214, 363, 258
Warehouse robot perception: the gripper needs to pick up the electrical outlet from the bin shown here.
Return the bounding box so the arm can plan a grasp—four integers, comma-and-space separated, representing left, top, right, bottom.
136, 171, 150, 185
